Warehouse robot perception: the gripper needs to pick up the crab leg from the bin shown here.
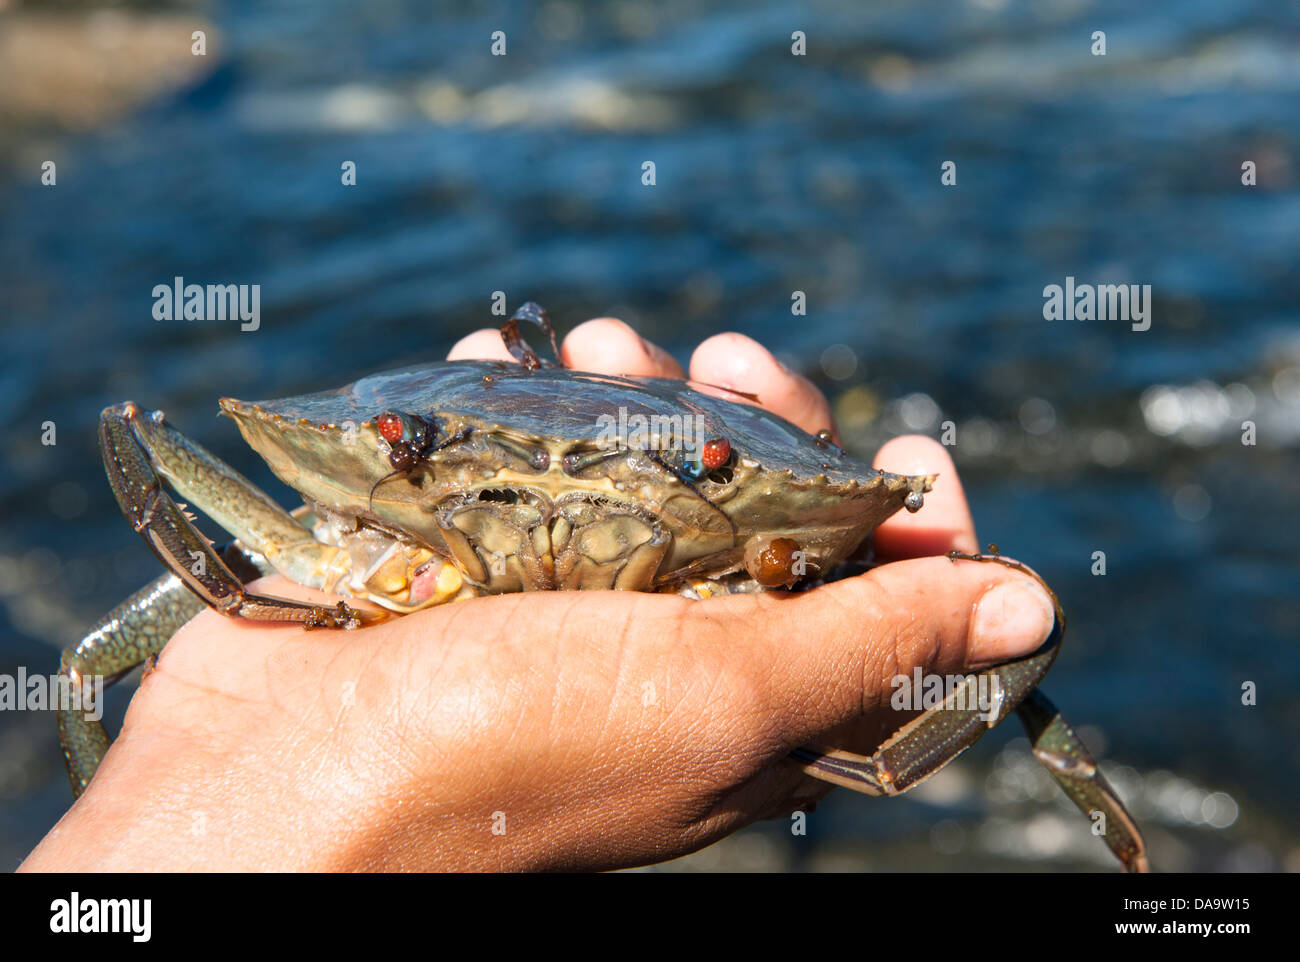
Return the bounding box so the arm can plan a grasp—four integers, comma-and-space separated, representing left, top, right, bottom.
99, 403, 375, 628
792, 552, 1149, 872
501, 301, 560, 369
1015, 687, 1150, 872
57, 544, 269, 796
790, 643, 1058, 802
57, 405, 381, 796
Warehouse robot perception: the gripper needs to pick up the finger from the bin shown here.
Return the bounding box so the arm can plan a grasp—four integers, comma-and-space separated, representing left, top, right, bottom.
872, 435, 978, 558
742, 555, 1058, 747
561, 318, 685, 378
447, 328, 516, 363
688, 333, 837, 441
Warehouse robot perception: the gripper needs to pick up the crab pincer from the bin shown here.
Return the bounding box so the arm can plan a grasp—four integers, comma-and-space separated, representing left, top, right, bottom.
501, 301, 561, 370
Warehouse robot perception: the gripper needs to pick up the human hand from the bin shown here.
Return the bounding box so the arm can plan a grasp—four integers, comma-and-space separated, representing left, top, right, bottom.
21, 319, 1056, 872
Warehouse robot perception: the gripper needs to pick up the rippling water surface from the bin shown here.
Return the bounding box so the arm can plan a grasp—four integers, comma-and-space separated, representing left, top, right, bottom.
1, 0, 1297, 871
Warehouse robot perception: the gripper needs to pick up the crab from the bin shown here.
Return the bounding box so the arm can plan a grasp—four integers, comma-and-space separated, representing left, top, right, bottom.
58, 303, 1148, 872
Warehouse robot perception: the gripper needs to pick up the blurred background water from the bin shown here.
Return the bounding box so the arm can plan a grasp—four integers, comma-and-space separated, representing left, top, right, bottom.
1, 0, 1297, 871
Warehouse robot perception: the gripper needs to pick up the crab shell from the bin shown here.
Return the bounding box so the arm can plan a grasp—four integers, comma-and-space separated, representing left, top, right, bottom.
219, 362, 933, 609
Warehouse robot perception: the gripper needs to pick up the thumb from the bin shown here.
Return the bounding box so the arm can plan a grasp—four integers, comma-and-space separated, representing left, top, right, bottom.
739, 555, 1058, 749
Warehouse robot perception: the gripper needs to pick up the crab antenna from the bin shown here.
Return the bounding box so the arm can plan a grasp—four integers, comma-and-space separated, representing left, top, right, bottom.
368, 468, 408, 511
431, 425, 474, 453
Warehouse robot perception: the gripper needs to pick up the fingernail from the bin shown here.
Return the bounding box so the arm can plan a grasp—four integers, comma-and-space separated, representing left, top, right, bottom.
969, 581, 1055, 666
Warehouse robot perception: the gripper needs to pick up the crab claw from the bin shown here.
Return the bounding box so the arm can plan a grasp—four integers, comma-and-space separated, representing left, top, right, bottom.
502, 301, 561, 370
303, 600, 386, 630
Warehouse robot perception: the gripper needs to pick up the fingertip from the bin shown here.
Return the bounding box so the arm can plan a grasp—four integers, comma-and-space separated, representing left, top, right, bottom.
874, 435, 950, 474
447, 329, 516, 363
688, 332, 770, 393
967, 577, 1057, 668
562, 318, 685, 378
689, 333, 836, 439
872, 436, 978, 557
763, 555, 1055, 738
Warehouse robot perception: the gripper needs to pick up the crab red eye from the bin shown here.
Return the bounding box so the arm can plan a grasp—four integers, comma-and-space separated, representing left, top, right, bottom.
377, 412, 404, 444
701, 437, 730, 470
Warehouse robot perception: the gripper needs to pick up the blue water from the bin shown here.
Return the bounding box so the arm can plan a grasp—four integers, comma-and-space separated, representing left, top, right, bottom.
1, 0, 1298, 871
